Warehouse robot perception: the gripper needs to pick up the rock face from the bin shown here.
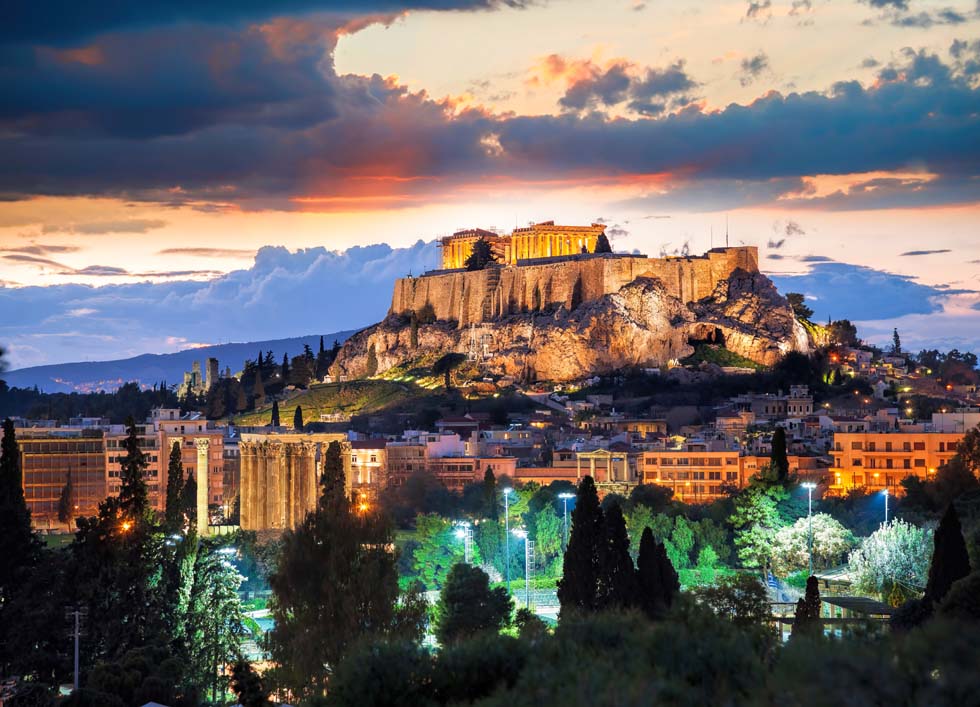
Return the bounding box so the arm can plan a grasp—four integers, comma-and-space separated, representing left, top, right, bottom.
332, 266, 812, 383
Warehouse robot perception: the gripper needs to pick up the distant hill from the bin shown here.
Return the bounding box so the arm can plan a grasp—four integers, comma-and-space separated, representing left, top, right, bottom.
1, 330, 360, 393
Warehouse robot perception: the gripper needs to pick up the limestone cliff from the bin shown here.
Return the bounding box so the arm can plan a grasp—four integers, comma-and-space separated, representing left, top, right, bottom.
331, 266, 812, 383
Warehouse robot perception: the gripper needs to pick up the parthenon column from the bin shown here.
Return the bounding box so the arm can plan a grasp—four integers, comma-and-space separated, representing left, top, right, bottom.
195, 438, 210, 536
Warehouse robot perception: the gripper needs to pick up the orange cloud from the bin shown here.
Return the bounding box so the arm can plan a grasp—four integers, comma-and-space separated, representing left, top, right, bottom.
50, 45, 105, 66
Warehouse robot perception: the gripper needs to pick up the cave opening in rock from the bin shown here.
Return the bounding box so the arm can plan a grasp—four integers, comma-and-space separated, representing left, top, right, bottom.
688, 327, 725, 348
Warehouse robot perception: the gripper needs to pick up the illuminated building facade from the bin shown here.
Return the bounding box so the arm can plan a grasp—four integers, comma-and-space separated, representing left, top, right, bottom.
439, 221, 607, 270
828, 431, 963, 494
17, 428, 107, 526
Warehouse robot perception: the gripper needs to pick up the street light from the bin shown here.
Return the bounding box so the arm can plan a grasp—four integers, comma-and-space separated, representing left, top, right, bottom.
558, 492, 575, 550
502, 487, 513, 594
512, 529, 531, 609
454, 521, 472, 563
882, 488, 889, 524
801, 482, 816, 577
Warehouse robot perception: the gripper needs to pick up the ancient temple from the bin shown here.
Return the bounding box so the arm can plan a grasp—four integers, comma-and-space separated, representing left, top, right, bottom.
238, 433, 351, 531
439, 220, 607, 270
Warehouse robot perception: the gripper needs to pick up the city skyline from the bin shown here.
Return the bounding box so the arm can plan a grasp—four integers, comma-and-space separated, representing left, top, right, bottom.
2, 0, 979, 367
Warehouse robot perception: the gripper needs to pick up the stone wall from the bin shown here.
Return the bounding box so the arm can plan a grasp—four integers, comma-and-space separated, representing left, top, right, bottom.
239, 433, 350, 531
391, 246, 759, 326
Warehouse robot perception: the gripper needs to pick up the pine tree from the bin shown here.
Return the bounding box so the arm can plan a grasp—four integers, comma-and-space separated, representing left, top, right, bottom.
925, 504, 971, 604
119, 417, 149, 518
770, 427, 789, 483
636, 527, 679, 620
281, 353, 290, 382
57, 469, 73, 526
270, 400, 280, 428
293, 405, 304, 431
892, 328, 902, 355
593, 232, 612, 254
597, 503, 639, 610
791, 575, 822, 636
558, 476, 604, 617
464, 237, 496, 271
165, 441, 184, 529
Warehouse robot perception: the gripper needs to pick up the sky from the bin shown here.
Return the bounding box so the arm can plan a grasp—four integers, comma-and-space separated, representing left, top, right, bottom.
1, 0, 979, 369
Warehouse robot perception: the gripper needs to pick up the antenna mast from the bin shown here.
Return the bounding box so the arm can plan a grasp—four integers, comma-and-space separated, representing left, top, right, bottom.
725, 215, 730, 248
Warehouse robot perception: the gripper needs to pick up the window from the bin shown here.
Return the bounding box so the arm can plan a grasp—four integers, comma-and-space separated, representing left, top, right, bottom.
726, 471, 738, 481
851, 442, 862, 450
914, 459, 925, 467
914, 442, 925, 451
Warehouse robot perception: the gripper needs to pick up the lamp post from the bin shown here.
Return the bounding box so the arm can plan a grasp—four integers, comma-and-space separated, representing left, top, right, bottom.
558, 492, 575, 550
882, 488, 889, 524
801, 482, 816, 577
503, 487, 513, 594
512, 529, 531, 609
454, 521, 472, 563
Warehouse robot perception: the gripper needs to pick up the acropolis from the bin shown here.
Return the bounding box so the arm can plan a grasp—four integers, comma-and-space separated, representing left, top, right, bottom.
439, 220, 607, 269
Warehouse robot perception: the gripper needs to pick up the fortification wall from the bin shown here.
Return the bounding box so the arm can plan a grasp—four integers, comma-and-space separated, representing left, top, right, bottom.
390, 246, 758, 326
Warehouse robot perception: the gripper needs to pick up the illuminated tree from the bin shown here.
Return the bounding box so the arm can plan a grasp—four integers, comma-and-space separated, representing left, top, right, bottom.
732, 483, 788, 571
771, 513, 855, 576
849, 520, 932, 603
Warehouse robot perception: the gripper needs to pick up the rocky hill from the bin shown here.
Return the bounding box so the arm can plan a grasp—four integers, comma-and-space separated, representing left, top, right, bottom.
331, 266, 811, 383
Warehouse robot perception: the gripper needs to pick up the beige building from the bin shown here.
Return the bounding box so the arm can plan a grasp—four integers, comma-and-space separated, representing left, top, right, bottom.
829, 431, 963, 494
238, 433, 351, 531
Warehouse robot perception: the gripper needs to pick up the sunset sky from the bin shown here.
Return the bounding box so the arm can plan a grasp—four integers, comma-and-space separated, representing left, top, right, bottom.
2, 0, 979, 369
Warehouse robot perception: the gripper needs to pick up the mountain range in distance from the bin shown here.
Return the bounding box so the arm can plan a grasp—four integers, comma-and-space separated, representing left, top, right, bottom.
1, 330, 359, 394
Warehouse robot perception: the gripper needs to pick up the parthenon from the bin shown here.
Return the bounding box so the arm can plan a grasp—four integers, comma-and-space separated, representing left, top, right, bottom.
439, 220, 606, 270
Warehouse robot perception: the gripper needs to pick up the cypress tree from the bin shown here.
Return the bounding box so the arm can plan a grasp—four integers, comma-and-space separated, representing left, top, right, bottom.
181, 470, 197, 525
320, 440, 347, 508
925, 504, 971, 604
792, 575, 822, 636
118, 417, 149, 518
57, 469, 73, 526
281, 353, 290, 382
253, 371, 265, 405
771, 427, 789, 483
482, 467, 498, 521
464, 237, 496, 271
636, 527, 679, 619
271, 400, 280, 428
558, 475, 604, 617
593, 232, 612, 254
0, 420, 40, 604
293, 405, 304, 431
236, 382, 248, 412
598, 503, 639, 610
164, 441, 184, 529
365, 344, 379, 377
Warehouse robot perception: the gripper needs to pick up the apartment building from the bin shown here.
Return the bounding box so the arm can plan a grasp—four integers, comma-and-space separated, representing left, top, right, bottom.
828, 431, 962, 494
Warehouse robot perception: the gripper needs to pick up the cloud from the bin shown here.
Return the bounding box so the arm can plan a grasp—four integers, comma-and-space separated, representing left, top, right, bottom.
899, 249, 952, 256
157, 247, 256, 258
4, 0, 529, 44
42, 219, 168, 234
556, 58, 698, 117
0, 239, 441, 367
1, 252, 218, 279
745, 0, 772, 21
0, 19, 978, 213
770, 261, 972, 320
768, 238, 786, 249
739, 52, 770, 87
1, 243, 81, 255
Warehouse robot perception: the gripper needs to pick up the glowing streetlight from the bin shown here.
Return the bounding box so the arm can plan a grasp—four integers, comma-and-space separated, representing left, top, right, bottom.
512, 528, 531, 609
558, 492, 575, 550
454, 521, 472, 563
882, 488, 890, 524
801, 482, 816, 577
502, 487, 513, 594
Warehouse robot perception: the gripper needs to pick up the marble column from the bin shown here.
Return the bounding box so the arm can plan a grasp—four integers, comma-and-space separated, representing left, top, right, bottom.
195, 438, 209, 536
